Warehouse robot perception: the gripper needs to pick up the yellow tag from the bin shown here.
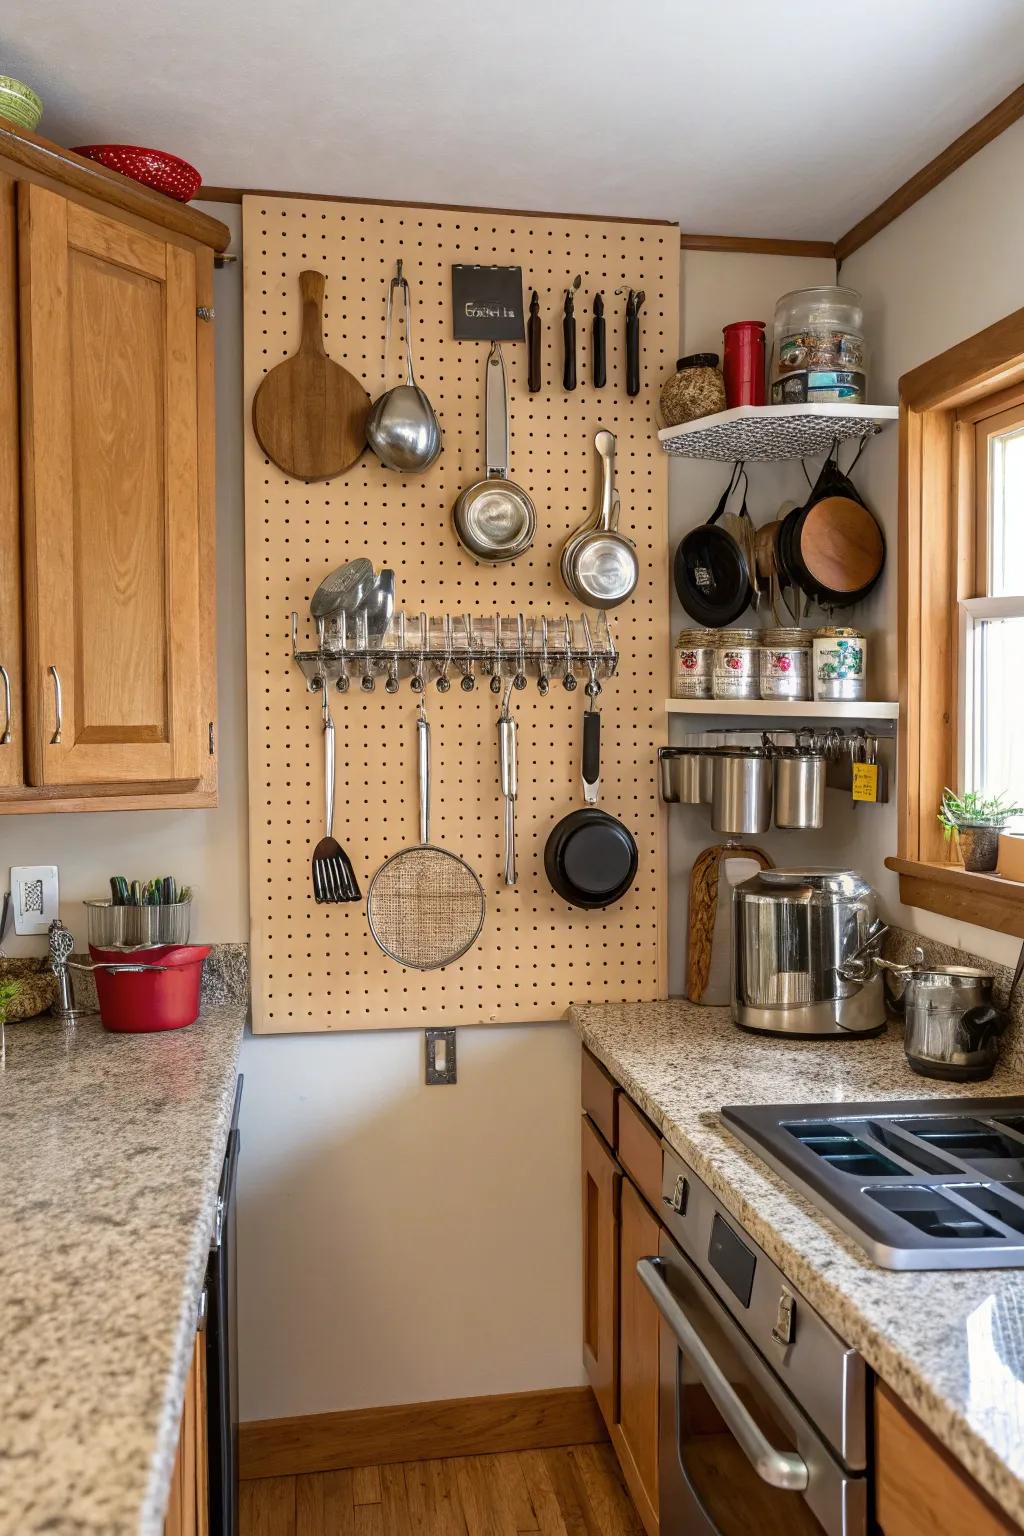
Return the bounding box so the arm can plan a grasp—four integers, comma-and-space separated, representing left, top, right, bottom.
851, 763, 879, 803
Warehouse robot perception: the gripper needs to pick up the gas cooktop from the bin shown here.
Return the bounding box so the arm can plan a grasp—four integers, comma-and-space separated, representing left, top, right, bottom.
721, 1096, 1024, 1269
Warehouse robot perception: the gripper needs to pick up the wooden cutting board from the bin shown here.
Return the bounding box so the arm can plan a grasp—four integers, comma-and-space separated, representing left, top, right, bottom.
252, 269, 369, 480
687, 842, 773, 1003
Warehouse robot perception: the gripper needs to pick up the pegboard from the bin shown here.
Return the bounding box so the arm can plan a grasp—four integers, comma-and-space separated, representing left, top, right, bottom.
242, 194, 678, 1033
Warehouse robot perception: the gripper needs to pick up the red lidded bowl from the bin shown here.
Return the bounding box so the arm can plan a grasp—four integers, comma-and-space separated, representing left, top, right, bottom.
73, 144, 202, 202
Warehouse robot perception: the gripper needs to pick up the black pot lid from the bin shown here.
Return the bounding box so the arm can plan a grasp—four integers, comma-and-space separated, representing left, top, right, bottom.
674, 525, 751, 627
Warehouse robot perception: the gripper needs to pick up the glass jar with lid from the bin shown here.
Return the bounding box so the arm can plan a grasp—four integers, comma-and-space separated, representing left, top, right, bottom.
712, 629, 760, 700
770, 286, 866, 405
672, 627, 717, 699
660, 354, 727, 427
759, 627, 811, 700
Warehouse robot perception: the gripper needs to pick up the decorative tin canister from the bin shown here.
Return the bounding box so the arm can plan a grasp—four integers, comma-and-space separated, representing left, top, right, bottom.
759, 627, 811, 700
813, 626, 866, 701
713, 629, 760, 701
672, 628, 717, 699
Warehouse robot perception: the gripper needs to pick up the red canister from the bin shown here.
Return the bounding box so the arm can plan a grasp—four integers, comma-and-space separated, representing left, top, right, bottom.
722, 321, 766, 407
89, 943, 211, 1032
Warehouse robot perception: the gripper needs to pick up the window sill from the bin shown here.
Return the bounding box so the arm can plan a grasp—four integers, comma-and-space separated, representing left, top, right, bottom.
885, 856, 1024, 937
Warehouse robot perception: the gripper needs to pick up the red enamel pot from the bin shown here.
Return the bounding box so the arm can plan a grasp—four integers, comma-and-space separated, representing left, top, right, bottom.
89, 943, 211, 1033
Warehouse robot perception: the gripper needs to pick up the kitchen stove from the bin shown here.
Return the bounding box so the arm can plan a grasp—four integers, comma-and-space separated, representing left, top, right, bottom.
722, 1096, 1024, 1269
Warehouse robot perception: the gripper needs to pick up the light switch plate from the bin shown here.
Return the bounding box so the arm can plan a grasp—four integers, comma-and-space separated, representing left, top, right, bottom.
425, 1028, 457, 1085
11, 864, 59, 935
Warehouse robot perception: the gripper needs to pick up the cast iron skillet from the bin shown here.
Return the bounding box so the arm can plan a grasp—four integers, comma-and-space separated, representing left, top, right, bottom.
673, 463, 753, 627
544, 711, 638, 910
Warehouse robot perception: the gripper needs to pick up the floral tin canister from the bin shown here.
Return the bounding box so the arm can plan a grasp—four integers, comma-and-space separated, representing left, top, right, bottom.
713, 629, 760, 700
672, 628, 717, 699
813, 626, 866, 701
759, 627, 811, 701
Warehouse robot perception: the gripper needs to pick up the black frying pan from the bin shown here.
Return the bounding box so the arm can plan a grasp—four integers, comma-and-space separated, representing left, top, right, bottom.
545, 709, 638, 910
673, 463, 753, 627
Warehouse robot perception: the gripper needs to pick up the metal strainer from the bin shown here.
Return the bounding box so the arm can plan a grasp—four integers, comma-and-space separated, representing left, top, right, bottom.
367, 702, 485, 970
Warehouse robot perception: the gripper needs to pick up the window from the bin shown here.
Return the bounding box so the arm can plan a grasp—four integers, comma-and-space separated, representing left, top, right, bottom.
959, 401, 1024, 810
889, 305, 1024, 934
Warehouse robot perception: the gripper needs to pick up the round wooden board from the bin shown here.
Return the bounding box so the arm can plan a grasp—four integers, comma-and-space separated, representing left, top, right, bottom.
800, 495, 884, 594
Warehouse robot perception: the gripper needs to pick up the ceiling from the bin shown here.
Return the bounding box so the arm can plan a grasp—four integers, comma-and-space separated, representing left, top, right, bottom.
4, 0, 1024, 238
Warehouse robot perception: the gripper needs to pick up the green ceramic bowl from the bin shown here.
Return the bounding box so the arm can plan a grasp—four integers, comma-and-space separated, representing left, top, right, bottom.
0, 76, 43, 132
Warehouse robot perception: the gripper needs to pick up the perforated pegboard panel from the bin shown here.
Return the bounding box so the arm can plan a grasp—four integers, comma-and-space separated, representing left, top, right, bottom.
242, 195, 678, 1033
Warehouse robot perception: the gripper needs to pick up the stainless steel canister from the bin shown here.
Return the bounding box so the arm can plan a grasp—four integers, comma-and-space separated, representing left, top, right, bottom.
672, 628, 716, 700
871, 956, 1003, 1081
731, 868, 884, 1036
712, 629, 760, 701
710, 748, 772, 834
658, 746, 708, 805
773, 751, 826, 829
759, 627, 811, 701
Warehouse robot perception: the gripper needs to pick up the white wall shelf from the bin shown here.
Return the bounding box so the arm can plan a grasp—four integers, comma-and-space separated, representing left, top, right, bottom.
666, 698, 899, 720
658, 402, 899, 462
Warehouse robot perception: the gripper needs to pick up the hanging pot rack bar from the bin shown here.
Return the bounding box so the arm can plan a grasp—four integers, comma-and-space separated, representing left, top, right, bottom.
291, 610, 619, 695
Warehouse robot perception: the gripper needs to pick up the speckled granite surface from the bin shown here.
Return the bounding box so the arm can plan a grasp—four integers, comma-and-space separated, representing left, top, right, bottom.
572, 998, 1024, 1527
0, 986, 247, 1535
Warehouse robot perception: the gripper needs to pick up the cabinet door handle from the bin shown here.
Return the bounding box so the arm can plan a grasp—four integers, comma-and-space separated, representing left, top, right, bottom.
0, 665, 10, 745
48, 665, 62, 745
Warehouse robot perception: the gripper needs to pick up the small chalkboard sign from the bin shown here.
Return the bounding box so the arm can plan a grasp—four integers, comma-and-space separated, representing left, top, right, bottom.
452, 265, 524, 341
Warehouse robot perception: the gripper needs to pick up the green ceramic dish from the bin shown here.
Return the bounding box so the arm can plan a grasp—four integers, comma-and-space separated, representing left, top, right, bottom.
0, 76, 43, 132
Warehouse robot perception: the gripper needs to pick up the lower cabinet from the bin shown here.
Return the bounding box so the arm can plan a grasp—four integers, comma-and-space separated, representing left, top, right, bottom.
875, 1383, 1017, 1536
164, 1329, 208, 1536
581, 1056, 662, 1536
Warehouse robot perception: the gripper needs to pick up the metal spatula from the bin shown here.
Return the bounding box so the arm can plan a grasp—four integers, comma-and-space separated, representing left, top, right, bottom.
312, 673, 360, 903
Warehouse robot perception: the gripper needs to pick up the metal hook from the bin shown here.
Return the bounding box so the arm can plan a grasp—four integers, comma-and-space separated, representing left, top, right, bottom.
490, 612, 504, 694
461, 614, 476, 692
437, 615, 453, 692
562, 615, 577, 691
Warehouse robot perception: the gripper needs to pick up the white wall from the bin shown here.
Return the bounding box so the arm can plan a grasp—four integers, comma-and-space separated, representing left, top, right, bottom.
842, 116, 1024, 967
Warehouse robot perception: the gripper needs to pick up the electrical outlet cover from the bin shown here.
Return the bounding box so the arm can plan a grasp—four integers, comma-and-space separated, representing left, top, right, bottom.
11, 864, 59, 935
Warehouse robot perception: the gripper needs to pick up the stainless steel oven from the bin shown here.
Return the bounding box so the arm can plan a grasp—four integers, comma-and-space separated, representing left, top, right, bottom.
205, 1074, 242, 1536
639, 1147, 868, 1536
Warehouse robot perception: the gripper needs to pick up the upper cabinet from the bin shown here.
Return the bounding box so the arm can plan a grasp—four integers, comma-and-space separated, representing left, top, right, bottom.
0, 122, 228, 812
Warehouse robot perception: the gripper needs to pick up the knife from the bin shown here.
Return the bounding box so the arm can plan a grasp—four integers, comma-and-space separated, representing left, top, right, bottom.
563, 275, 580, 391
626, 288, 645, 398
592, 293, 606, 389
528, 289, 541, 393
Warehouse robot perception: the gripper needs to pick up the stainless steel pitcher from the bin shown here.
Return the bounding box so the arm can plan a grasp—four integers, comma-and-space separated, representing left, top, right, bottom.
876, 954, 1003, 1080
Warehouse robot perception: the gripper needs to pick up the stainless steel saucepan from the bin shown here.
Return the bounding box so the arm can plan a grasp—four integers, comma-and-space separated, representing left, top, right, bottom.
561, 430, 638, 608
453, 343, 536, 563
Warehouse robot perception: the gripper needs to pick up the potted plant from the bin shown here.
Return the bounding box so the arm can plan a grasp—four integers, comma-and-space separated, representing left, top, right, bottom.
937, 787, 1024, 872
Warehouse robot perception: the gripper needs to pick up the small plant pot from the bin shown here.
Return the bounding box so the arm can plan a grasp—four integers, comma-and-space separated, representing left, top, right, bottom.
957, 822, 1003, 873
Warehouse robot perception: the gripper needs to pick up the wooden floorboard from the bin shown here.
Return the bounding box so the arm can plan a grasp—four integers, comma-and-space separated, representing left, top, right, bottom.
242, 1444, 642, 1536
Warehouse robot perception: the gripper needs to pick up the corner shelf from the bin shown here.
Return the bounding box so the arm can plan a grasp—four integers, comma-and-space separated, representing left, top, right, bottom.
666, 698, 899, 720
658, 403, 899, 462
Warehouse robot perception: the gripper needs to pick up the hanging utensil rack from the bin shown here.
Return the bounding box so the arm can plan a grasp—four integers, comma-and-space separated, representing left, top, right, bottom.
291, 611, 619, 696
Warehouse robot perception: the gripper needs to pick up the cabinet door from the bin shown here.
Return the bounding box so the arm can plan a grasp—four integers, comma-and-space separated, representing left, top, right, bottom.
582, 1115, 620, 1430
164, 1329, 209, 1536
875, 1384, 1015, 1536
19, 183, 204, 786
616, 1179, 660, 1536
0, 171, 21, 789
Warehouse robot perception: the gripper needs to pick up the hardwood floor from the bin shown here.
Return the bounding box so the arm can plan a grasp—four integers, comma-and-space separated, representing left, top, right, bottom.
240, 1442, 645, 1535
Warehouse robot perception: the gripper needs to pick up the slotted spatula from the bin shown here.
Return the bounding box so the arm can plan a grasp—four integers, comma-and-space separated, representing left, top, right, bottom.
312, 673, 360, 904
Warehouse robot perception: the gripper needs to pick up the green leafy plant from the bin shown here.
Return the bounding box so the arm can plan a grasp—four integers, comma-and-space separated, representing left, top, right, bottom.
0, 978, 21, 1025
937, 786, 1024, 840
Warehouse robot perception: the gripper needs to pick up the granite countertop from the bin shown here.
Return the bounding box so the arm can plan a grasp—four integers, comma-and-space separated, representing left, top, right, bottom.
0, 976, 247, 1536
572, 998, 1024, 1527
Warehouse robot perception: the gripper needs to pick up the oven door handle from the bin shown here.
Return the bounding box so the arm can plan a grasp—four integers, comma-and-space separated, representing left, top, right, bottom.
637, 1256, 809, 1492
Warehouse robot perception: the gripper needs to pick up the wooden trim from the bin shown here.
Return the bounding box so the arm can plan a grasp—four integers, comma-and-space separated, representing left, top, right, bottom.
239, 1386, 608, 1481
201, 183, 677, 228
886, 858, 1024, 938
679, 232, 835, 259
0, 785, 217, 813
901, 307, 1024, 412
836, 82, 1024, 262
0, 117, 230, 252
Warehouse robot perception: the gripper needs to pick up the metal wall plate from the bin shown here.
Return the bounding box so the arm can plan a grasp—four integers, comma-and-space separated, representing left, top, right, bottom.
425, 1027, 457, 1085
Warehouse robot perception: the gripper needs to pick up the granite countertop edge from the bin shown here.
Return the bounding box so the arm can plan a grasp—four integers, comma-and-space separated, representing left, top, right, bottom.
570, 998, 1024, 1528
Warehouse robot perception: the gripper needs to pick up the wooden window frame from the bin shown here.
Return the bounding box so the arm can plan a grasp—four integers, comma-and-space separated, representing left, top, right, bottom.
887, 306, 1024, 936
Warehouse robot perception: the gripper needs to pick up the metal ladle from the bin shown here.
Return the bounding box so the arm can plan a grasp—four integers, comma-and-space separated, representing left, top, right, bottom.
366, 261, 442, 473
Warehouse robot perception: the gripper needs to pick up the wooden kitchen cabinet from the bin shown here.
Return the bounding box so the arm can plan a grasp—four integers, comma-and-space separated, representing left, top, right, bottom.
164, 1329, 209, 1536
875, 1383, 1018, 1536
581, 1049, 663, 1536
0, 119, 228, 812
581, 1113, 620, 1430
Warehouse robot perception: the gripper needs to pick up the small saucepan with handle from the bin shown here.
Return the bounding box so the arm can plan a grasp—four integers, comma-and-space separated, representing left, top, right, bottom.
561, 430, 639, 609
544, 702, 638, 909
453, 342, 536, 563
